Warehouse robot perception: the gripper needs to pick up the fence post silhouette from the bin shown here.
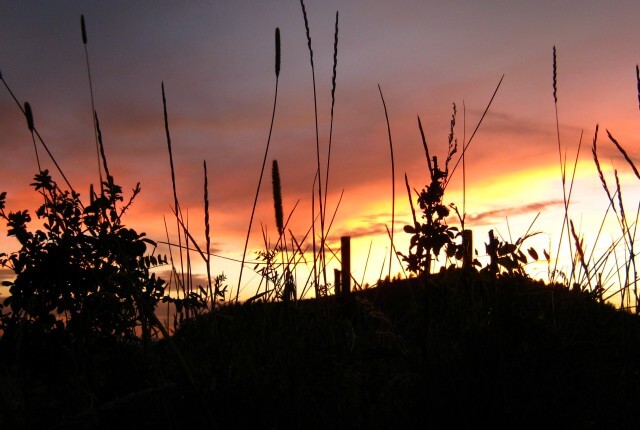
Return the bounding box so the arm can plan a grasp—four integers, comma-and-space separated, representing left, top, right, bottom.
462, 229, 473, 269
334, 268, 341, 296
488, 229, 498, 277
341, 236, 351, 297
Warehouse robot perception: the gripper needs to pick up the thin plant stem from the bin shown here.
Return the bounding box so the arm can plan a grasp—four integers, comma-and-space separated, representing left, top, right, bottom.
300, 0, 326, 292
323, 10, 339, 229
361, 240, 373, 288
204, 160, 214, 311
378, 84, 395, 280
462, 100, 467, 230
162, 215, 174, 330
161, 82, 187, 315
444, 74, 504, 190
311, 173, 318, 296
385, 224, 408, 280
550, 47, 575, 284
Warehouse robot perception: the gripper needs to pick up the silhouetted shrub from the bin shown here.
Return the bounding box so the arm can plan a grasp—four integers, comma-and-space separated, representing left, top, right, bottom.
0, 170, 168, 343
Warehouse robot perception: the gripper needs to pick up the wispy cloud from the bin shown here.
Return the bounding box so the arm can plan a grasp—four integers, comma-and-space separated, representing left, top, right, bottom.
466, 200, 564, 225
334, 223, 388, 241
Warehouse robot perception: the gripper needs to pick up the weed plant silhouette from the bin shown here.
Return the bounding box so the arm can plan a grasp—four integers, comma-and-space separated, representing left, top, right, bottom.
400, 105, 464, 275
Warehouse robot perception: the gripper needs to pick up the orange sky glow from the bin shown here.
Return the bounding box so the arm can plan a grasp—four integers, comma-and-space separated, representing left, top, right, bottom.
1, 1, 639, 305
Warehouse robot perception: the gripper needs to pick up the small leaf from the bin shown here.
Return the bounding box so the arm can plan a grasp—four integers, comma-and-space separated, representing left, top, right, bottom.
500, 243, 517, 256
403, 225, 416, 234
446, 245, 455, 258
498, 256, 518, 271
516, 250, 527, 264
528, 247, 539, 260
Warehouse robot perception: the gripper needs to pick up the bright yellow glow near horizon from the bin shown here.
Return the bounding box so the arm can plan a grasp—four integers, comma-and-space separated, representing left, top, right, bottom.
1, 152, 637, 307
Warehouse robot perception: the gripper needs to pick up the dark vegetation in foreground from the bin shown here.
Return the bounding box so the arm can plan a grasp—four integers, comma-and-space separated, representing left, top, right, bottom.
2, 3, 640, 429
2, 270, 640, 429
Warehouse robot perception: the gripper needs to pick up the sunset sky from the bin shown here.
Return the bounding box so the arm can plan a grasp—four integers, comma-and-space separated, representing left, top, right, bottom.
1, 1, 639, 302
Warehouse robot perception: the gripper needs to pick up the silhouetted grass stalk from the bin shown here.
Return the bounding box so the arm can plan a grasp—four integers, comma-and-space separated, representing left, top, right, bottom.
360, 240, 373, 288
564, 131, 584, 286
613, 167, 638, 311
300, 0, 327, 293
184, 209, 193, 308
94, 112, 111, 183
310, 173, 319, 295
378, 85, 395, 280
237, 27, 281, 303
609, 130, 640, 180
162, 215, 174, 329
461, 101, 467, 230
385, 224, 407, 280
592, 126, 639, 310
162, 82, 188, 314
23, 102, 41, 172
204, 160, 214, 310
551, 46, 576, 284
298, 187, 344, 298
322, 11, 339, 267
570, 220, 592, 291
271, 159, 293, 300
80, 15, 103, 187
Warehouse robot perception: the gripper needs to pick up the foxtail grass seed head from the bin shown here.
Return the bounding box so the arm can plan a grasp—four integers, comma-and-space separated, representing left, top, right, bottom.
275, 28, 281, 77
81, 15, 87, 45
300, 0, 313, 65
552, 46, 558, 103
607, 129, 640, 179
94, 111, 111, 180
331, 11, 339, 103
272, 159, 284, 237
614, 169, 627, 222
592, 124, 613, 201
204, 160, 211, 252
24, 102, 34, 132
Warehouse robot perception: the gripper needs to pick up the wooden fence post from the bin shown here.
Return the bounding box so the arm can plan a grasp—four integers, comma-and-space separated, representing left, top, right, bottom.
341, 236, 351, 297
462, 229, 473, 269
488, 229, 498, 277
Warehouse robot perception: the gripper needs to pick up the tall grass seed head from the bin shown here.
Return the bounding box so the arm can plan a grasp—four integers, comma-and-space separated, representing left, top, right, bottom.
275, 27, 281, 77
632, 64, 640, 109
272, 159, 284, 236
552, 46, 558, 103
24, 102, 34, 132
81, 15, 87, 45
